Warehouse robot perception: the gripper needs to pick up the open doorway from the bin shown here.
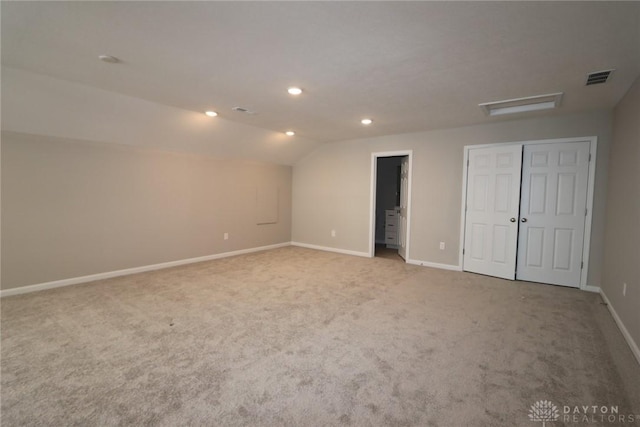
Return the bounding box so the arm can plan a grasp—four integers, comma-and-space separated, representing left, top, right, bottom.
374, 156, 402, 259
369, 151, 413, 261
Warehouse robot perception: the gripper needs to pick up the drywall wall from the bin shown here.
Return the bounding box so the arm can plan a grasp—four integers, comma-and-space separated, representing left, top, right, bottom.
292, 110, 612, 287
1, 131, 292, 290
602, 76, 640, 354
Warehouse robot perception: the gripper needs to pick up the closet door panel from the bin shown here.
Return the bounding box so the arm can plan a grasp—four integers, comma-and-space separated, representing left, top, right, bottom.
463, 145, 522, 279
516, 142, 590, 287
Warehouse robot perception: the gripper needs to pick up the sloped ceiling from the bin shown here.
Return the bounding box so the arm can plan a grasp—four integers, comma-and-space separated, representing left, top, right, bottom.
2, 1, 639, 163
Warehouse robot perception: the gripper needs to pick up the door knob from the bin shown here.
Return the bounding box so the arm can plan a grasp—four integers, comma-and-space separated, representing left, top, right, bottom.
510, 218, 516, 222
521, 218, 528, 222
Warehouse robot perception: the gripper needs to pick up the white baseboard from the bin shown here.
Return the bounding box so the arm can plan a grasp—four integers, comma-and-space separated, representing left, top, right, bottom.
0, 242, 292, 298
600, 289, 640, 366
582, 285, 601, 293
406, 258, 462, 271
290, 242, 370, 258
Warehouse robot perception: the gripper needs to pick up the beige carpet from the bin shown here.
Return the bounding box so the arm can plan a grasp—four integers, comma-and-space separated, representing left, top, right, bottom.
1, 247, 639, 426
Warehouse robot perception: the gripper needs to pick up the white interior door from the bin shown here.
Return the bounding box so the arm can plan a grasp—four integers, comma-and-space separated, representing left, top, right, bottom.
516, 142, 590, 287
463, 146, 523, 279
398, 156, 409, 260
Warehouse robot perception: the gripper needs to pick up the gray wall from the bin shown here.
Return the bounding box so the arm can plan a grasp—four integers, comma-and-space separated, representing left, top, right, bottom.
602, 77, 640, 351
1, 132, 292, 290
292, 110, 612, 287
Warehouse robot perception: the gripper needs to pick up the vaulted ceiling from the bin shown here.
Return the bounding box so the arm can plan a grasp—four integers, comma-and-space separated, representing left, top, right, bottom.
2, 2, 639, 146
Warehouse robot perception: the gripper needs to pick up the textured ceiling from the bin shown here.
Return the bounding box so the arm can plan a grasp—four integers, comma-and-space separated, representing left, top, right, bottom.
2, 1, 639, 144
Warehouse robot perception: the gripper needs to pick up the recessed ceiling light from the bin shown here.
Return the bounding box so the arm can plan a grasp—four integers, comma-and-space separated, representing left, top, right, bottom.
479, 93, 563, 116
285, 131, 295, 136
287, 87, 303, 95
361, 118, 373, 125
205, 111, 218, 117
98, 55, 119, 63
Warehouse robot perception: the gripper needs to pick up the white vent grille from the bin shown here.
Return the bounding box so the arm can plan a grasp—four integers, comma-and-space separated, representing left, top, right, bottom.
586, 69, 614, 86
479, 93, 563, 116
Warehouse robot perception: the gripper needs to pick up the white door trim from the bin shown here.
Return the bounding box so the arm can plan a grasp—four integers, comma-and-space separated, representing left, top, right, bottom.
369, 151, 413, 260
459, 136, 597, 290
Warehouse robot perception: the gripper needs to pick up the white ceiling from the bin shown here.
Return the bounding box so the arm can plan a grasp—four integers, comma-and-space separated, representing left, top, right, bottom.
2, 1, 639, 144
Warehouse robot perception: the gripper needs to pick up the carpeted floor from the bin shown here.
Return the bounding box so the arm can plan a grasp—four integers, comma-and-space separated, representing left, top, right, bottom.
1, 247, 639, 426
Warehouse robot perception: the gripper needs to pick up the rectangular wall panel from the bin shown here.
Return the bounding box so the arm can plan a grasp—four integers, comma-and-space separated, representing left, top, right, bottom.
473, 175, 489, 212
559, 150, 578, 166
531, 151, 549, 167
553, 228, 573, 271
556, 173, 577, 215
494, 174, 512, 213
492, 225, 508, 263
471, 223, 485, 260
475, 154, 490, 168
496, 153, 514, 168
525, 227, 545, 268
529, 174, 547, 214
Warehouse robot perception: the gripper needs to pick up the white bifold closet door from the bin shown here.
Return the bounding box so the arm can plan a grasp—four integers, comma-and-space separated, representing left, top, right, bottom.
516, 142, 590, 287
463, 145, 523, 280
463, 141, 591, 288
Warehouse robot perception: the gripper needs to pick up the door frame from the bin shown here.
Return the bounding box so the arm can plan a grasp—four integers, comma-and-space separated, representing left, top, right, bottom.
458, 136, 598, 290
369, 150, 413, 260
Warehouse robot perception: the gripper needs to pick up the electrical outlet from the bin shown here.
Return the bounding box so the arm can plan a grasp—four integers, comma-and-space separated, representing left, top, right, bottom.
623, 282, 627, 296
331, 230, 336, 237
439, 241, 445, 250
224, 233, 229, 240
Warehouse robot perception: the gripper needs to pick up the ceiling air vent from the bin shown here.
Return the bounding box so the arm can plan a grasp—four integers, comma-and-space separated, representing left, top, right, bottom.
586, 69, 615, 86
232, 106, 257, 115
